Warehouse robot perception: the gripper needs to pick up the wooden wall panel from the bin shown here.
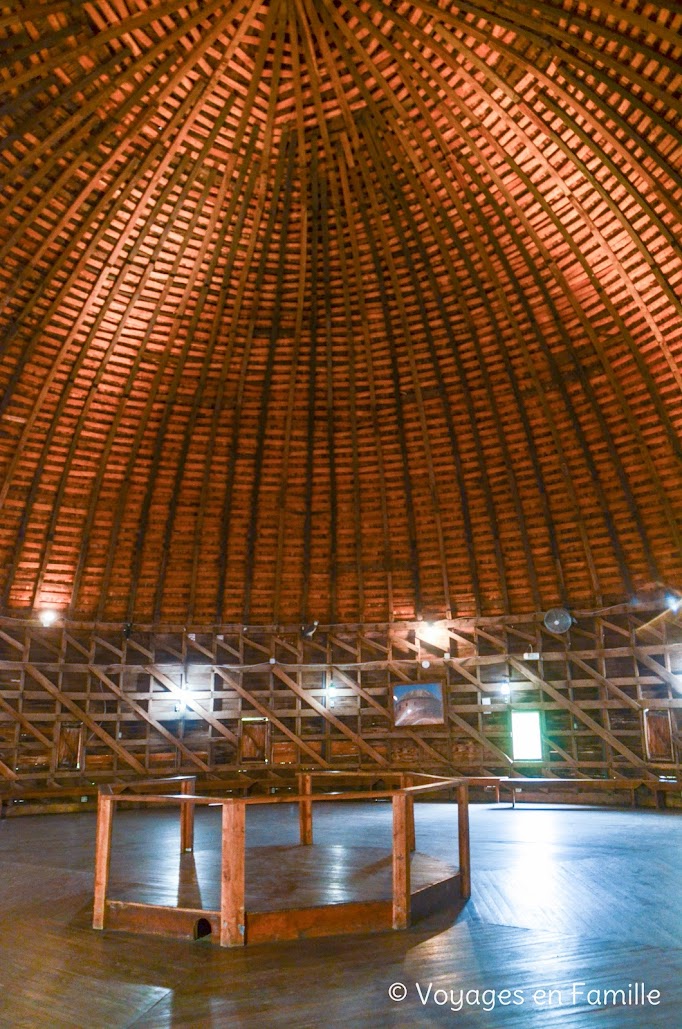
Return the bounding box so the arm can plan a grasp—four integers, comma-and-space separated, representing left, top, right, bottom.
0, 605, 680, 789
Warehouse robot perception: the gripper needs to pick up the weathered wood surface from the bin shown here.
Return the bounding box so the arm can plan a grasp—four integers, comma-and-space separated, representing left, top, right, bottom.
0, 612, 680, 793
220, 800, 245, 947
0, 802, 680, 1026
90, 774, 466, 946
0, 0, 680, 636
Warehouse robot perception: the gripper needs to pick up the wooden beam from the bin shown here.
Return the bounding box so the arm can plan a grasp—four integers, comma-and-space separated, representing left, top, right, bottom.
0, 694, 53, 751
568, 655, 641, 711
508, 658, 657, 779
23, 665, 146, 775
220, 801, 246, 947
392, 792, 410, 930
457, 783, 471, 900
92, 792, 114, 930
298, 773, 313, 846
146, 665, 239, 746
89, 666, 211, 773
272, 666, 389, 766
0, 759, 18, 782
214, 666, 330, 768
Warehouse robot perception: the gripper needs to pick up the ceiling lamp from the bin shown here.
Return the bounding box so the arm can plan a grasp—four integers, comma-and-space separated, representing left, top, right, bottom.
37, 609, 59, 627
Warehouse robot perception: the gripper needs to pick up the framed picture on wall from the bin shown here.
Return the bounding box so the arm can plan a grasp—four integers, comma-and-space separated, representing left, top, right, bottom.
391, 682, 445, 726
643, 709, 674, 763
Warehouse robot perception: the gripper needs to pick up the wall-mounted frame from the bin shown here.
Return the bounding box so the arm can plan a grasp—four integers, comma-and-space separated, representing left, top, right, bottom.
643, 709, 674, 763
391, 682, 445, 726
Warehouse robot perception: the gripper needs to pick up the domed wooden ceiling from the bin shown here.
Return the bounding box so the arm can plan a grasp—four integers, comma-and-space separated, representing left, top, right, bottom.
0, 0, 681, 627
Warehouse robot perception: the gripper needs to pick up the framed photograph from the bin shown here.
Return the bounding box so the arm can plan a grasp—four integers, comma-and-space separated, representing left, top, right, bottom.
643, 709, 674, 763
391, 682, 445, 726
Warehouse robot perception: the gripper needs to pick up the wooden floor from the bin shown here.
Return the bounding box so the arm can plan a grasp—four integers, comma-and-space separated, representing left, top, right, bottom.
109, 842, 454, 910
0, 801, 680, 1027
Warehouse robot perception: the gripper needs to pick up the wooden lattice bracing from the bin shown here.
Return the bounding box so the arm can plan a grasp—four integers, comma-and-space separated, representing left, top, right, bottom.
0, 606, 680, 788
0, 0, 681, 629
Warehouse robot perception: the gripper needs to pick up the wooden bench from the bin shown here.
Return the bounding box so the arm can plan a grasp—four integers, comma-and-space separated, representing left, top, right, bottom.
498, 777, 645, 808
3, 773, 677, 816
463, 776, 501, 802
0, 773, 262, 818
0, 786, 100, 818
641, 780, 682, 809
0, 776, 199, 818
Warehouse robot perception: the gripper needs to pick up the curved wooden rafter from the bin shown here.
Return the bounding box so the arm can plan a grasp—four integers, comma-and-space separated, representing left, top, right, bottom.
320, 5, 606, 602
0, 0, 680, 627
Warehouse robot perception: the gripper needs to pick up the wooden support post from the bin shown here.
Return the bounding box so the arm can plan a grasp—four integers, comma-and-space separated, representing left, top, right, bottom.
404, 775, 416, 852
180, 776, 196, 852
392, 792, 410, 929
457, 783, 471, 900
93, 792, 115, 930
299, 773, 313, 845
220, 801, 246, 947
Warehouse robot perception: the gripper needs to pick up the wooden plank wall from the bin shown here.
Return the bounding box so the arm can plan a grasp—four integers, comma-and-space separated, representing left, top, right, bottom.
0, 605, 680, 786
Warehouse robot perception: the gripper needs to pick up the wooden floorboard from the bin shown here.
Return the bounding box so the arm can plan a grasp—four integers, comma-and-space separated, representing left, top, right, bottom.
0, 802, 680, 1027
107, 840, 455, 913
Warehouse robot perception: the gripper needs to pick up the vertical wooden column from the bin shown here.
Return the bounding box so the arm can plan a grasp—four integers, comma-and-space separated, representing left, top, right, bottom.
299, 773, 313, 845
392, 792, 410, 929
220, 800, 246, 947
92, 792, 115, 930
180, 776, 196, 852
457, 783, 471, 900
404, 775, 416, 852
